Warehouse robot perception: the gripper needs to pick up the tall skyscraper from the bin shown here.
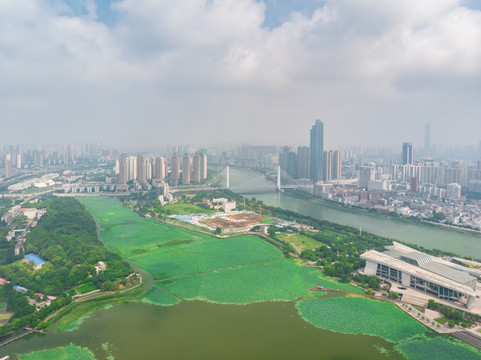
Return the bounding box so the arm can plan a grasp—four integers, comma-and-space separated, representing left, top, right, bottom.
332, 150, 341, 180
182, 154, 191, 185
119, 155, 128, 185
424, 123, 431, 155
154, 157, 166, 180
322, 150, 332, 181
4, 154, 11, 178
296, 146, 310, 179
16, 153, 22, 169
359, 166, 375, 188
201, 153, 208, 180
192, 153, 201, 184
170, 154, 179, 186
136, 156, 146, 183
402, 142, 413, 165
310, 119, 324, 182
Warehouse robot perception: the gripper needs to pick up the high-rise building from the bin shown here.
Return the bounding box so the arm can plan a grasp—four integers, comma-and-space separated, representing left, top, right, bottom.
154, 157, 166, 180
182, 154, 191, 185
136, 156, 146, 183
119, 155, 129, 185
128, 156, 137, 180
310, 119, 324, 182
287, 151, 297, 178
296, 146, 310, 179
410, 177, 419, 192
322, 150, 332, 181
332, 150, 341, 180
170, 154, 179, 186
192, 153, 201, 184
359, 166, 375, 188
424, 123, 431, 155
16, 153, 22, 169
4, 154, 11, 178
447, 183, 461, 200
402, 142, 413, 165
201, 153, 208, 180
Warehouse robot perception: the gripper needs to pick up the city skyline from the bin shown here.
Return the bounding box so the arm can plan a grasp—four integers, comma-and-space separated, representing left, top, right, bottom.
1, 1, 481, 148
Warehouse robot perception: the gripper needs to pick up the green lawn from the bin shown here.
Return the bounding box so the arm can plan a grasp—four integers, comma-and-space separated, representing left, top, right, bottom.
0, 313, 12, 320
296, 296, 426, 342
413, 305, 424, 312
75, 282, 98, 294
434, 317, 447, 324
160, 203, 216, 215
276, 233, 324, 252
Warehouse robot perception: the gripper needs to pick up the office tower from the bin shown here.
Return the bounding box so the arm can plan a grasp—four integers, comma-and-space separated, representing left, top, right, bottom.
154, 157, 166, 180
119, 155, 129, 184
322, 151, 332, 181
332, 150, 341, 180
16, 153, 22, 169
136, 156, 146, 183
296, 146, 310, 179
182, 154, 191, 185
310, 119, 324, 182
402, 142, 413, 165
170, 154, 179, 186
287, 151, 297, 178
359, 166, 375, 188
192, 153, 201, 184
201, 153, 208, 180
424, 123, 431, 155
4, 154, 11, 178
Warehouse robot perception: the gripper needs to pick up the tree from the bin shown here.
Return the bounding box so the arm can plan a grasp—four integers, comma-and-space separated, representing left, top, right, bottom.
101, 280, 116, 292
388, 292, 399, 299
215, 227, 222, 234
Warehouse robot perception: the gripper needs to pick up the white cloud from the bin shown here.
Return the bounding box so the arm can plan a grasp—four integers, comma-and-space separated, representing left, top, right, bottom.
0, 0, 480, 148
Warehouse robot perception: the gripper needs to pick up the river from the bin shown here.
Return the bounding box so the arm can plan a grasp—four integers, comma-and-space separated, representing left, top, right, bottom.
228, 166, 481, 258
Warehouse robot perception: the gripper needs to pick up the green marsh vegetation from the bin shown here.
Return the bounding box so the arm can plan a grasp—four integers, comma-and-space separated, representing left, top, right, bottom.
397, 337, 481, 360
17, 344, 96, 360
296, 296, 426, 342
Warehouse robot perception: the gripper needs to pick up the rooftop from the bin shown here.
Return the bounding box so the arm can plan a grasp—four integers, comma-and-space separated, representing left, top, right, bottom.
24, 253, 46, 266
361, 250, 476, 296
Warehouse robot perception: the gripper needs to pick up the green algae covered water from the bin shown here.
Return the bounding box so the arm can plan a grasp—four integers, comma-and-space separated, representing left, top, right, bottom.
1, 301, 405, 360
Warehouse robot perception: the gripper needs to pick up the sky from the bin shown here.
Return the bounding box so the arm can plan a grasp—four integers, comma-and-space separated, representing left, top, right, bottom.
1, 0, 481, 149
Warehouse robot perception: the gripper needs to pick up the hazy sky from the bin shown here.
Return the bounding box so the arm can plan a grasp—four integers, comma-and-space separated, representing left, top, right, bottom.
1, 0, 481, 149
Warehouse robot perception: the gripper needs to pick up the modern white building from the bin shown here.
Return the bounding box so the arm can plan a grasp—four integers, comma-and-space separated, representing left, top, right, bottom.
362, 242, 477, 308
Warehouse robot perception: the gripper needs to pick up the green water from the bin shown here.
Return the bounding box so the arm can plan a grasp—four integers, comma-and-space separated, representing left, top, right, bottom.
228, 167, 481, 258
1, 301, 404, 360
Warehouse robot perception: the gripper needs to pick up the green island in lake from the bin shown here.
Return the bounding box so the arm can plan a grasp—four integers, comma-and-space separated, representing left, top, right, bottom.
1, 195, 480, 360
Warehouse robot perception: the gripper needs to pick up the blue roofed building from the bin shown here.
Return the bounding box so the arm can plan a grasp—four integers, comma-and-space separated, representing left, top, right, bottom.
24, 253, 46, 270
